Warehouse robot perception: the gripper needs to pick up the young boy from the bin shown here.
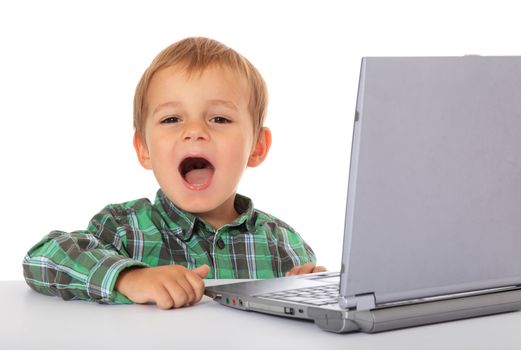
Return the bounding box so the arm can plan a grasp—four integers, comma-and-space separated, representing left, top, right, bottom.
23, 37, 324, 310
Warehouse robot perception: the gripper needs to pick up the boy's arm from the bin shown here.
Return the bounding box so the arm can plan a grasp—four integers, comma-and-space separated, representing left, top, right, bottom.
22, 203, 152, 304
271, 220, 325, 276
23, 230, 210, 308
22, 229, 147, 304
22, 203, 210, 308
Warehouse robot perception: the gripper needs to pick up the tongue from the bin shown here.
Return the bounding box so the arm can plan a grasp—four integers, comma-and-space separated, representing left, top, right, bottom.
185, 168, 214, 186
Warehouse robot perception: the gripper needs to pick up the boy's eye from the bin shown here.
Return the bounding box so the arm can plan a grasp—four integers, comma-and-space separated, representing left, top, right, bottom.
210, 116, 231, 124
161, 116, 181, 124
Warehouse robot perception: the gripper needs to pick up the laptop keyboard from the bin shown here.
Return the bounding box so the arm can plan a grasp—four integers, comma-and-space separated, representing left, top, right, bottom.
257, 284, 340, 306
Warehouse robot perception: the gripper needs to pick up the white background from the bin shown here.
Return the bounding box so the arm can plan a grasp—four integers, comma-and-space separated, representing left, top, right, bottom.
0, 0, 519, 280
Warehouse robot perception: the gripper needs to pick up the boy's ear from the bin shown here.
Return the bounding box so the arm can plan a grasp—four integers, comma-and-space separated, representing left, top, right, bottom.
247, 127, 272, 168
133, 132, 152, 170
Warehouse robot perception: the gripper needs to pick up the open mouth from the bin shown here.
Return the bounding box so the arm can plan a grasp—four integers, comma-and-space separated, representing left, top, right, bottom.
179, 157, 215, 189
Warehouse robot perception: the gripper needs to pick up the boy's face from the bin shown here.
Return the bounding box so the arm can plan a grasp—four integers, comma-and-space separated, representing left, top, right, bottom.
134, 64, 270, 227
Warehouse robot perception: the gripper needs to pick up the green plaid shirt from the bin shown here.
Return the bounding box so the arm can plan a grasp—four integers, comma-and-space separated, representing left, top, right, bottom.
23, 190, 316, 304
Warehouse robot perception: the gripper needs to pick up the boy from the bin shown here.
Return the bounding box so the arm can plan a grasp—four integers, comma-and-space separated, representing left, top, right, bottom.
23, 37, 324, 309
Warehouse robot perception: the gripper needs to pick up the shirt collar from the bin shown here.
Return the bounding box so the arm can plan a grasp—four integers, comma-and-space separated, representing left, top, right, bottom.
155, 189, 256, 240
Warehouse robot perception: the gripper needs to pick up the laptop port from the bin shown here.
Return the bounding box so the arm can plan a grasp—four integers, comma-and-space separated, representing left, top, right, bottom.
284, 307, 295, 315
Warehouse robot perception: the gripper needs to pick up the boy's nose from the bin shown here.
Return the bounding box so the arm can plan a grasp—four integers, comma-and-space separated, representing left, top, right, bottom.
182, 121, 209, 141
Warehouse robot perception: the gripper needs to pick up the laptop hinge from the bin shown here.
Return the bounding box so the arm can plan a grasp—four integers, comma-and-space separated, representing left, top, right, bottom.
341, 293, 376, 311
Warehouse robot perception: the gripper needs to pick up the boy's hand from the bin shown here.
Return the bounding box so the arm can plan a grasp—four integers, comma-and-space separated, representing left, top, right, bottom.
115, 264, 210, 309
285, 262, 327, 277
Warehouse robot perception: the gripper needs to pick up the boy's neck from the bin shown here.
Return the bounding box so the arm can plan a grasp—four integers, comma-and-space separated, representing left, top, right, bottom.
196, 195, 239, 230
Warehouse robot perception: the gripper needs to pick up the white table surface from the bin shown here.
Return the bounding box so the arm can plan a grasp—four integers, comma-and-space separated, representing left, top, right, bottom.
2, 280, 521, 350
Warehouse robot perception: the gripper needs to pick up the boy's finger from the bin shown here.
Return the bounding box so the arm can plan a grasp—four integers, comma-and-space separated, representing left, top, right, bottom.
186, 271, 206, 303
286, 263, 323, 276
164, 280, 191, 308
173, 277, 197, 306
192, 264, 210, 278
297, 262, 316, 274
312, 266, 327, 273
154, 285, 176, 310
285, 266, 299, 276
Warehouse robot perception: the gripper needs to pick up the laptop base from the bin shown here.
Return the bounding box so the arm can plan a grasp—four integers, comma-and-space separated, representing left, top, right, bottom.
309, 288, 521, 333
206, 279, 521, 333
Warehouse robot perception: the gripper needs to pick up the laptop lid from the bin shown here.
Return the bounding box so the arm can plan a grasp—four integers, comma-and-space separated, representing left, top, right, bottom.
340, 56, 521, 309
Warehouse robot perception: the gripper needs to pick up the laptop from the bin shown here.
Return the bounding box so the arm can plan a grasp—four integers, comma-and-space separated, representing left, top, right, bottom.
205, 56, 521, 333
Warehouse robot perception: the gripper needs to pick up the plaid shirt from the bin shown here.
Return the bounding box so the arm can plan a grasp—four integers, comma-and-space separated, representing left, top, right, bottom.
23, 190, 316, 304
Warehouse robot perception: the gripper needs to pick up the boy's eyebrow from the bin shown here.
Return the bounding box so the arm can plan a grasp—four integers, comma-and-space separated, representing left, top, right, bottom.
207, 99, 239, 111
152, 99, 239, 116
152, 101, 183, 116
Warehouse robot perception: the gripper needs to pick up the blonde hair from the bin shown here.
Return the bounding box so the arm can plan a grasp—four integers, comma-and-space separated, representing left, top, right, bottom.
133, 37, 268, 142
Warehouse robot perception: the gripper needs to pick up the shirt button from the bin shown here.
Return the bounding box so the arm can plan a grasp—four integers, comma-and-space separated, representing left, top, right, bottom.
216, 239, 225, 249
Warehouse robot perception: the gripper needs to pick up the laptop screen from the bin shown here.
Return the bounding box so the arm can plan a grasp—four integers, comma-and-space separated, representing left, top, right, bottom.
341, 56, 521, 305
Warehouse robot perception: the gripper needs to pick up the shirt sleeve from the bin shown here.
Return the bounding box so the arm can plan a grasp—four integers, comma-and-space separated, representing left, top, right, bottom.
274, 224, 317, 275
22, 206, 148, 304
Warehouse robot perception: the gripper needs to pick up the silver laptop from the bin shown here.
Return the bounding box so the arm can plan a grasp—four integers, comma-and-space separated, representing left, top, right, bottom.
205, 56, 521, 333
